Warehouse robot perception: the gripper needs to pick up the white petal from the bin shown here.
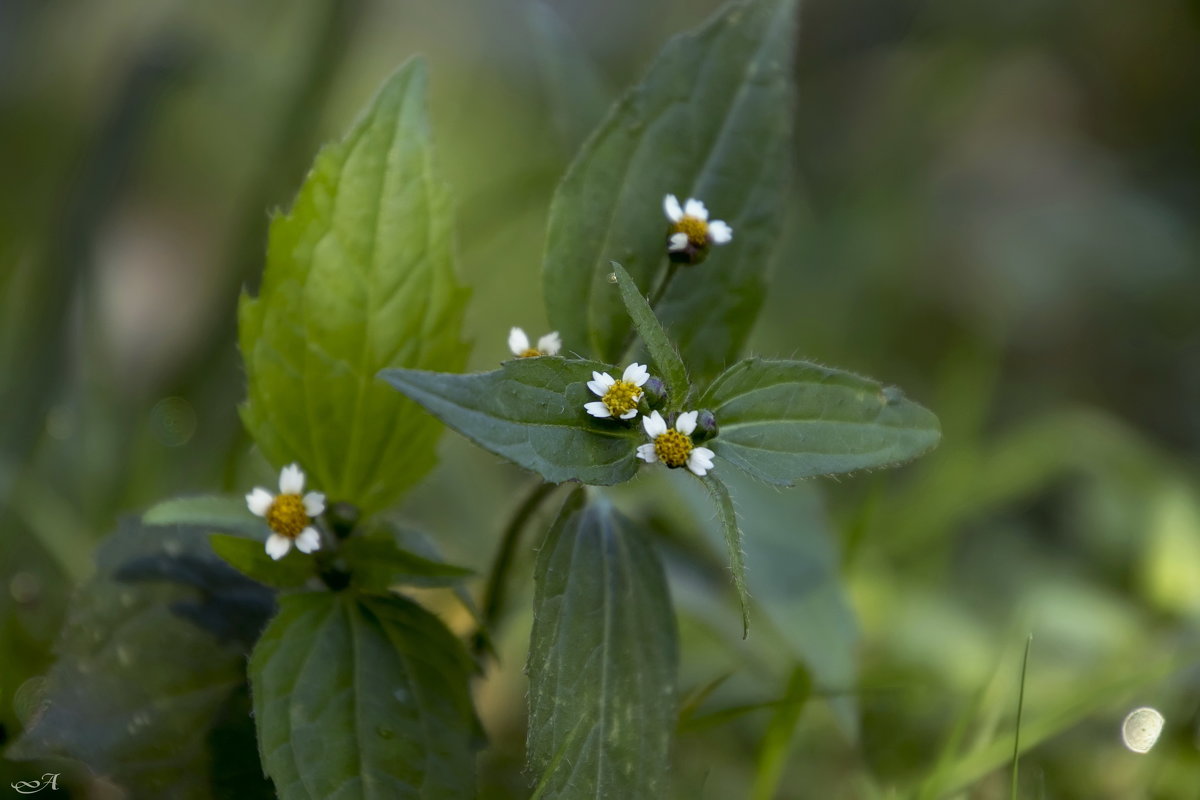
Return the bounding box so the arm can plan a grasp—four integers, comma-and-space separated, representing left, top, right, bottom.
508, 327, 530, 355
587, 380, 607, 397
303, 491, 325, 517
636, 443, 658, 463
620, 408, 639, 420
663, 194, 683, 222
294, 527, 322, 554
623, 362, 649, 385
265, 534, 291, 560
676, 410, 698, 435
585, 401, 612, 418
684, 198, 708, 221
593, 371, 615, 388
246, 488, 273, 517
688, 447, 715, 476
279, 463, 304, 494
668, 232, 689, 251
643, 410, 668, 438
708, 220, 733, 244
537, 331, 561, 355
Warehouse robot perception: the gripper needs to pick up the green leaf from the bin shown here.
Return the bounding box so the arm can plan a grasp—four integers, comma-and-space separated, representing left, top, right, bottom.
527, 490, 678, 798
250, 592, 483, 800
8, 518, 276, 797
700, 473, 750, 637
611, 261, 689, 406
239, 59, 470, 514
143, 494, 264, 537
208, 533, 316, 590
700, 358, 941, 485
381, 357, 642, 486
542, 0, 798, 384
342, 524, 473, 594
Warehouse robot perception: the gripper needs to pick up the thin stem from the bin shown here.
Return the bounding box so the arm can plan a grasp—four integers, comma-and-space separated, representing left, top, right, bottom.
472, 480, 561, 658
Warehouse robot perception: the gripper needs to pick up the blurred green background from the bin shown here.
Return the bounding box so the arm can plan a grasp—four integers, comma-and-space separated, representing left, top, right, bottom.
2, 0, 1199, 797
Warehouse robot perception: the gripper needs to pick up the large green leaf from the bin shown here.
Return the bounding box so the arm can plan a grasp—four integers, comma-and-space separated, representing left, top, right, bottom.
239, 59, 469, 514
7, 518, 275, 798
381, 357, 642, 486
611, 261, 689, 408
700, 358, 941, 485
542, 0, 797, 383
249, 592, 482, 800
341, 525, 473, 594
527, 490, 678, 798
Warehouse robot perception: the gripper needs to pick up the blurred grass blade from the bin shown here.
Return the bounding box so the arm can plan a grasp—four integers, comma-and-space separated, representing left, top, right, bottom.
611, 261, 689, 406
752, 666, 812, 800
1011, 634, 1033, 800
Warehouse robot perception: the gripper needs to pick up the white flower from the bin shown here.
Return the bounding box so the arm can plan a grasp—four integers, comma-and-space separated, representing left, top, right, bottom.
664, 194, 733, 253
245, 463, 325, 560
584, 363, 651, 420
636, 410, 716, 476
508, 327, 561, 358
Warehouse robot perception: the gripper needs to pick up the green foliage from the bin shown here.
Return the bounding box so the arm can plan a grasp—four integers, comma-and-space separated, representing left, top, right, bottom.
527, 491, 678, 798
542, 0, 797, 384
699, 473, 750, 637
239, 58, 470, 514
8, 519, 274, 798
208, 533, 316, 590
611, 261, 689, 407
249, 592, 483, 800
381, 357, 643, 486
341, 524, 473, 594
700, 357, 942, 485
143, 494, 265, 537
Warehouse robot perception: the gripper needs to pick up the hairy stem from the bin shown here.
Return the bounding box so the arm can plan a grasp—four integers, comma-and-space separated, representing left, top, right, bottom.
472, 480, 562, 657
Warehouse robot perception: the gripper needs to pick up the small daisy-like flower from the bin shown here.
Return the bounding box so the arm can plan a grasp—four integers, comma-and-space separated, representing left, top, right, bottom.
245, 464, 325, 560
508, 327, 561, 358
636, 410, 716, 476
664, 194, 732, 263
585, 363, 651, 420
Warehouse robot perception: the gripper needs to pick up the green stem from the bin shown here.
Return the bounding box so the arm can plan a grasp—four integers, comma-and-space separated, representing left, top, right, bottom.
472, 480, 561, 657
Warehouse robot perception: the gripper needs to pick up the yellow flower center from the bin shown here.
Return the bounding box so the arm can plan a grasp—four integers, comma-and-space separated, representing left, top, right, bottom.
602, 380, 643, 417
266, 494, 309, 539
654, 429, 694, 468
673, 216, 709, 247
518, 348, 541, 358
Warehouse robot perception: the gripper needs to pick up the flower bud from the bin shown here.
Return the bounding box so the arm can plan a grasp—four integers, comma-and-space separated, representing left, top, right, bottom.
326, 501, 360, 540
666, 238, 710, 266
640, 376, 668, 409
692, 409, 719, 442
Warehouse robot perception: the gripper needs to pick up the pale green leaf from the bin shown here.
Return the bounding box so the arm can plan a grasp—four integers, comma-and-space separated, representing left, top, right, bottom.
143, 494, 264, 538
543, 0, 798, 384
527, 490, 678, 799
249, 592, 482, 800
380, 357, 642, 486
611, 261, 689, 407
208, 533, 316, 590
701, 358, 941, 485
699, 472, 750, 637
239, 59, 469, 514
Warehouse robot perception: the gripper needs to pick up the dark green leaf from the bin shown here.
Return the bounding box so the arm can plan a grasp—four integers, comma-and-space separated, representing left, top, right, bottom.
542, 0, 798, 383
381, 357, 642, 486
239, 59, 470, 514
143, 494, 264, 538
527, 490, 678, 798
342, 524, 473, 593
700, 473, 750, 637
208, 533, 316, 590
250, 592, 482, 800
701, 358, 941, 485
611, 261, 689, 407
8, 518, 275, 798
